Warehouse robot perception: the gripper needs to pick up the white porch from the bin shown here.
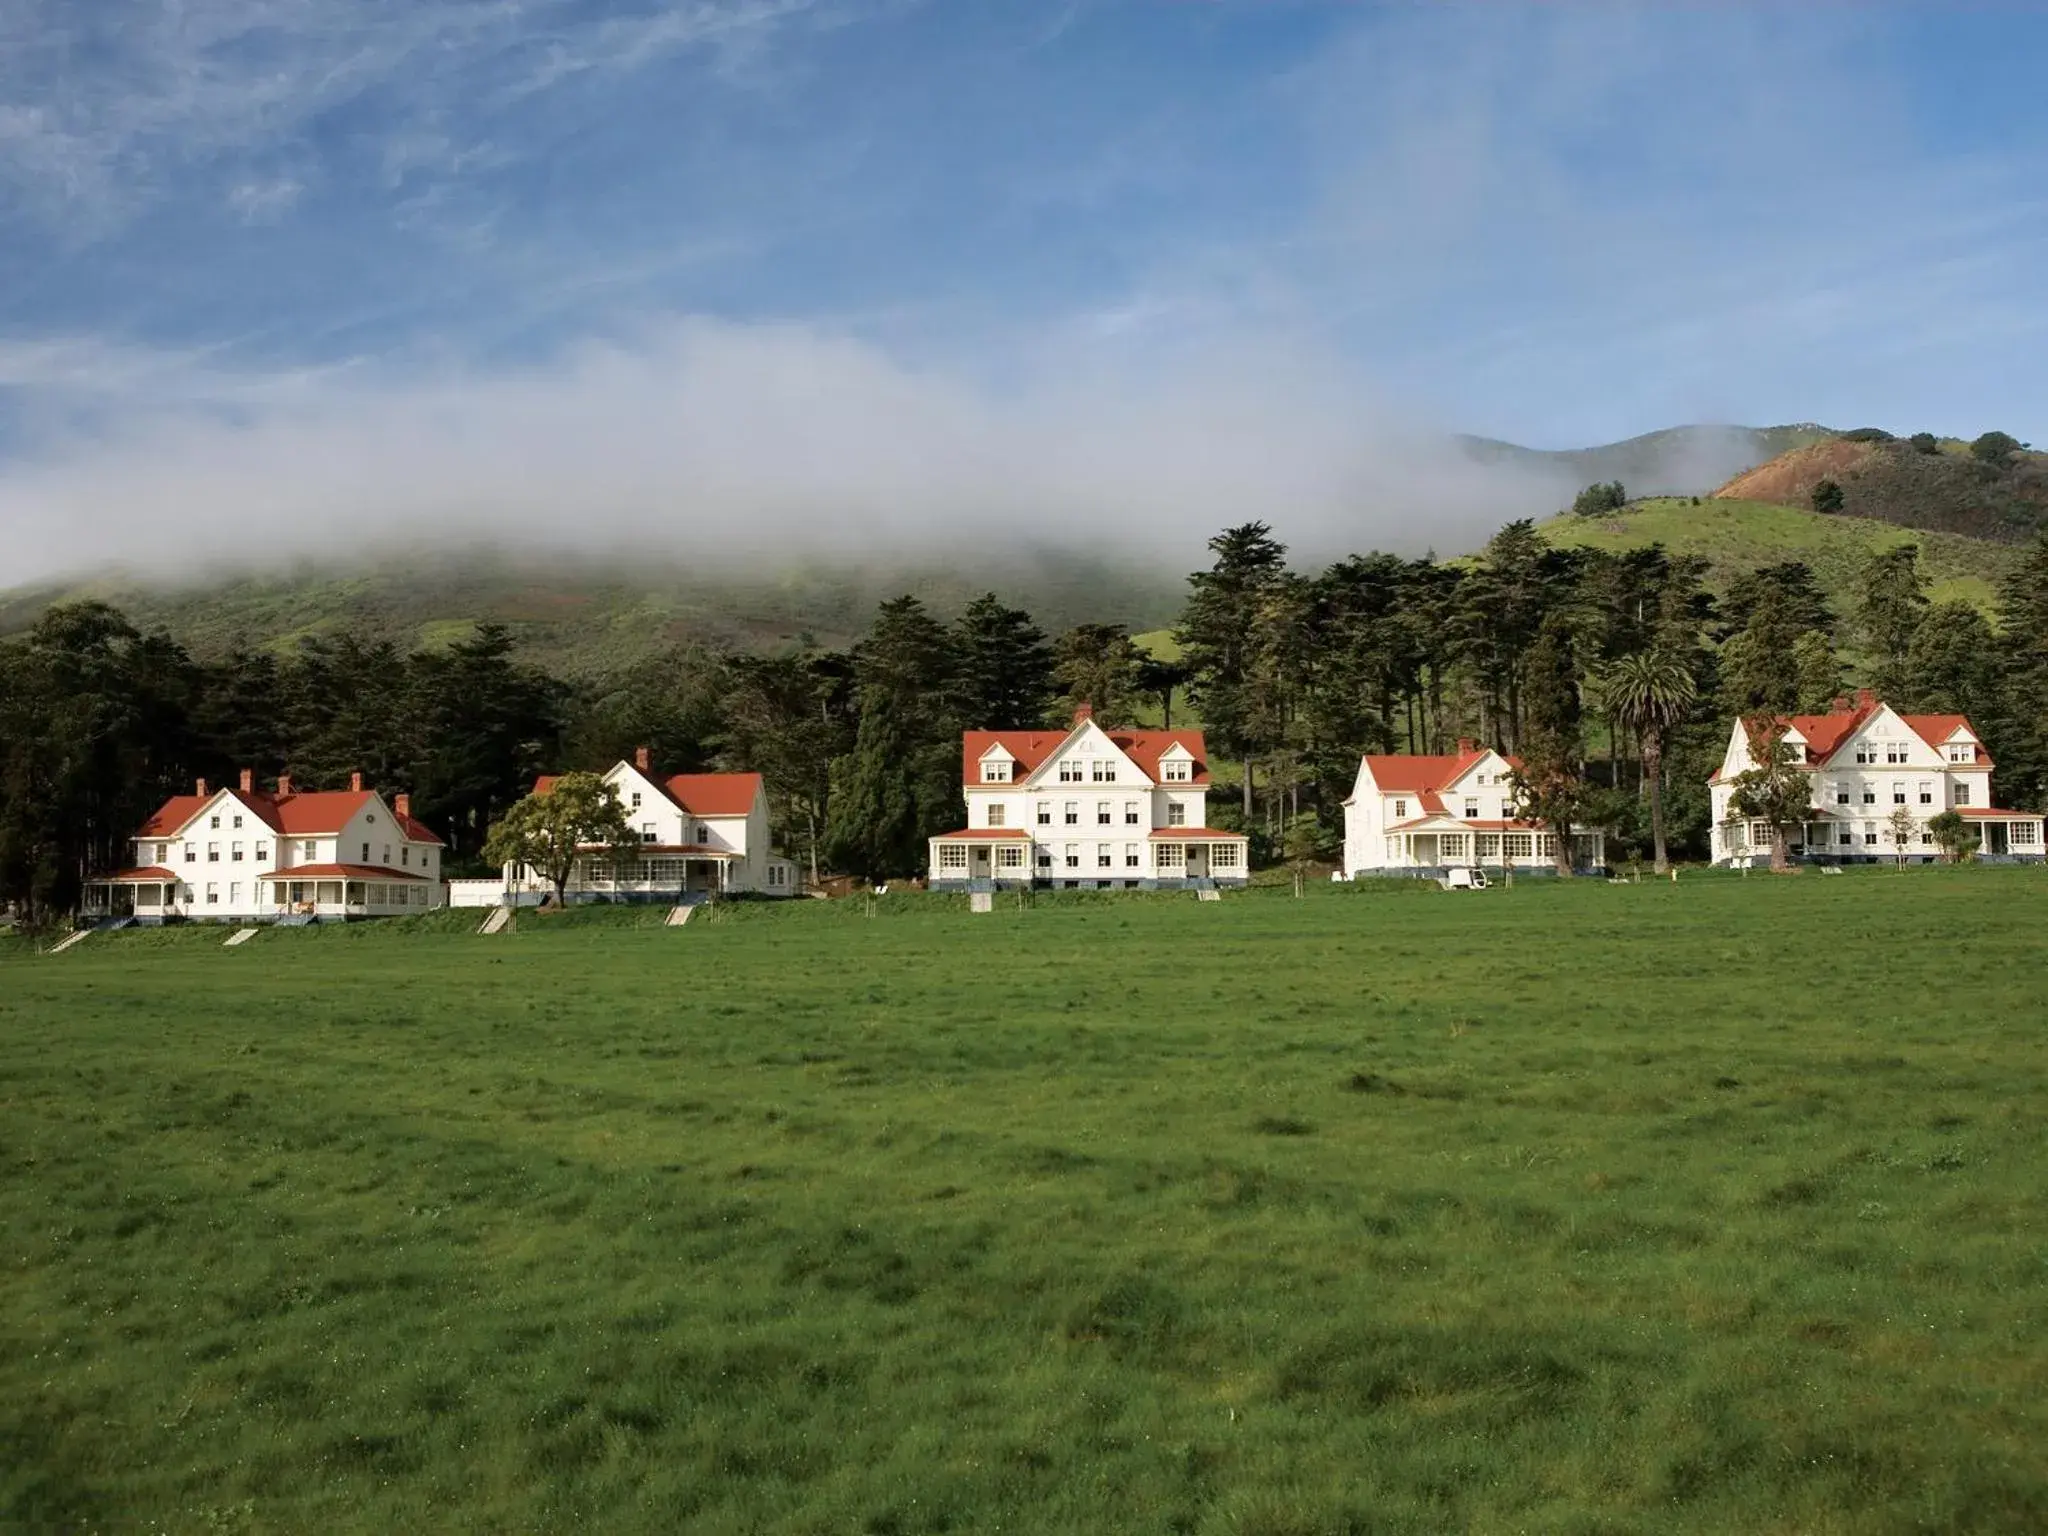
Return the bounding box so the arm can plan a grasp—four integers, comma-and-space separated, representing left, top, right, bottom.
1363, 818, 1605, 876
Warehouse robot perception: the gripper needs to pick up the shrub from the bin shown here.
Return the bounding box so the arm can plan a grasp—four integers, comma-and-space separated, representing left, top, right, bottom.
1572, 481, 1628, 518
1909, 432, 1941, 455
1841, 427, 1896, 443
1811, 478, 1846, 514
1971, 431, 2023, 465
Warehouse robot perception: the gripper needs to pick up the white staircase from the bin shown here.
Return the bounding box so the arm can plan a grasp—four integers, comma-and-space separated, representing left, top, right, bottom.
477, 906, 512, 935
223, 928, 259, 947
49, 929, 90, 953
1196, 888, 1222, 902
969, 892, 993, 914
665, 904, 696, 927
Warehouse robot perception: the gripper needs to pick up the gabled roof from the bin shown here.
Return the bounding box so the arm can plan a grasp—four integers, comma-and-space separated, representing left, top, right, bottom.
258, 863, 427, 881
958, 727, 1212, 787
1355, 748, 1517, 808
137, 787, 438, 842
536, 767, 762, 818
1743, 700, 1992, 768
103, 866, 180, 882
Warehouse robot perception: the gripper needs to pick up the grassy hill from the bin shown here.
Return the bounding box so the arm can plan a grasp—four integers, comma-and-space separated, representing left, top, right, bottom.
1541, 497, 2021, 616
0, 552, 1188, 674
1715, 435, 2048, 542
1458, 423, 1835, 499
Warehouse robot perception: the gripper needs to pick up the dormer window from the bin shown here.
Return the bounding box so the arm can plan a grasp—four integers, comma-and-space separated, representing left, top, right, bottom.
1948, 744, 1973, 764
983, 762, 1010, 783
1394, 799, 1408, 818
1162, 761, 1191, 783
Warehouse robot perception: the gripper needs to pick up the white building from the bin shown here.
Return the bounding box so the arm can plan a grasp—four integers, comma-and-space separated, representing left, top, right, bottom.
927, 709, 1249, 889
1709, 692, 2044, 865
489, 749, 798, 904
1342, 739, 1606, 877
86, 770, 447, 923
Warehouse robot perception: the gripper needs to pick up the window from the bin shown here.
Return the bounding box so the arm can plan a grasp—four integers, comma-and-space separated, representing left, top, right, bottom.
1167, 803, 1187, 827
301, 840, 315, 858
361, 842, 371, 861
380, 845, 390, 865
210, 815, 221, 829
1955, 782, 1971, 806
1475, 834, 1501, 858
1503, 833, 1533, 859
1919, 784, 1933, 804
1836, 791, 1850, 805
1064, 844, 1079, 869
228, 882, 240, 903
1162, 760, 1191, 783
232, 814, 243, 829
184, 844, 196, 863
1037, 852, 1053, 868
1156, 843, 1184, 869
1091, 761, 1114, 783
997, 846, 1025, 869
695, 824, 711, 843
401, 847, 410, 866
1862, 790, 1876, 804
641, 823, 657, 843
232, 842, 243, 862
1920, 832, 1934, 846
1393, 799, 1408, 818
938, 845, 968, 870
1854, 745, 1876, 765
1097, 847, 1112, 868
982, 762, 1009, 783
155, 844, 168, 862
1211, 842, 1241, 869
1886, 744, 1906, 764
205, 883, 219, 905
1096, 802, 1111, 825
1440, 834, 1468, 859
1948, 745, 1973, 764
1125, 844, 1140, 867
1893, 789, 1906, 804
254, 844, 266, 863
1536, 834, 1558, 857
1463, 800, 1478, 819
630, 791, 642, 807
1864, 831, 1878, 846
1059, 761, 1083, 782
2013, 823, 2039, 847
1839, 832, 1852, 846
1125, 801, 1141, 825
207, 842, 220, 863
987, 804, 1006, 828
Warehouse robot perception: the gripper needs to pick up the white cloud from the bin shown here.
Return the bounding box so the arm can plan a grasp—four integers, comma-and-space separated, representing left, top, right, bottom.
226, 176, 305, 222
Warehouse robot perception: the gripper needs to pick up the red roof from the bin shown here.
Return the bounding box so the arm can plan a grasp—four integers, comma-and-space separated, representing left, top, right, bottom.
135, 787, 442, 844
930, 828, 1033, 841
1386, 816, 1544, 833
535, 767, 761, 818
101, 866, 180, 882
1147, 827, 1248, 840
578, 843, 734, 856
258, 864, 428, 881
1955, 807, 2039, 819
960, 727, 1211, 787
1355, 749, 1514, 805
1747, 700, 1990, 767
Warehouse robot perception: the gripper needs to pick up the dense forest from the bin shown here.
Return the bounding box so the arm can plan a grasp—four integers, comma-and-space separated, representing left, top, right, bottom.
8, 517, 2048, 920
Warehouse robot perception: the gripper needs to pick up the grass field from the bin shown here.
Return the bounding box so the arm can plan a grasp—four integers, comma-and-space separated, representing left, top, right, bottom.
5, 873, 2047, 1533
1540, 498, 2019, 616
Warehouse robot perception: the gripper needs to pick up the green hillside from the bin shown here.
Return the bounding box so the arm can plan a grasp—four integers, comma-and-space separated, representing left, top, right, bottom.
1541, 497, 2020, 615
1715, 435, 2048, 543
0, 553, 1187, 675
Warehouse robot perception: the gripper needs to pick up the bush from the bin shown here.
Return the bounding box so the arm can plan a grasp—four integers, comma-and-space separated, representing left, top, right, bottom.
1909, 432, 1941, 455
1840, 427, 1896, 443
1811, 478, 1846, 514
1572, 481, 1628, 518
1971, 431, 2023, 465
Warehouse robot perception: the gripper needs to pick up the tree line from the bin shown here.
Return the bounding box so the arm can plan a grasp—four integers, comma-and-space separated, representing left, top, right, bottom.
8, 519, 2048, 918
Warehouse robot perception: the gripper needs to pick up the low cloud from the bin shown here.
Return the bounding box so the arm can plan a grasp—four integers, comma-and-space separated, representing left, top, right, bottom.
0, 317, 1614, 589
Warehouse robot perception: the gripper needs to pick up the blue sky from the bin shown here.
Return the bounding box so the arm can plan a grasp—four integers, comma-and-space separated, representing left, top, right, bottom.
2, 1, 2046, 581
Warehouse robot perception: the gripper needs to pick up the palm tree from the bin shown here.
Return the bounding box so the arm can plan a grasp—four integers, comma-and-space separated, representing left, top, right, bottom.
1599, 648, 1699, 875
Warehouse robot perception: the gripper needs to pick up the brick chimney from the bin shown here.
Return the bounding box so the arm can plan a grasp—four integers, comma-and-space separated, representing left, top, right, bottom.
394, 793, 411, 818
276, 774, 292, 797
195, 777, 208, 797
350, 771, 364, 792
1073, 704, 1093, 724
635, 745, 651, 772
1855, 688, 1877, 711
239, 768, 254, 793
1457, 737, 1477, 755
1832, 695, 1850, 712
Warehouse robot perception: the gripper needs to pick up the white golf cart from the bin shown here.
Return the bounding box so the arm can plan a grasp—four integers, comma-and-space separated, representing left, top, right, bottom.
1438, 867, 1490, 891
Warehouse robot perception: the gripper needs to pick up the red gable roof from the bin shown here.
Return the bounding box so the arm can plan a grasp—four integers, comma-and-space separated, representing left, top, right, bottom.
1360, 749, 1509, 803
960, 727, 1211, 787
136, 788, 442, 844
534, 767, 761, 818
1748, 700, 1990, 767
258, 863, 427, 881
663, 773, 761, 818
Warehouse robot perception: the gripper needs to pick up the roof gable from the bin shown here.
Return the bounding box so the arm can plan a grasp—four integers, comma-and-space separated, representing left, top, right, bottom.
960, 725, 1212, 787
664, 774, 762, 818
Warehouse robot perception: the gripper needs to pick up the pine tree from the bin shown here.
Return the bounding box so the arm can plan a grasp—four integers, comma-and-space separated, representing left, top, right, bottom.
951, 594, 1053, 729
1857, 544, 1928, 699
1051, 623, 1145, 724
1179, 523, 1290, 816
1509, 617, 1588, 876
822, 689, 925, 882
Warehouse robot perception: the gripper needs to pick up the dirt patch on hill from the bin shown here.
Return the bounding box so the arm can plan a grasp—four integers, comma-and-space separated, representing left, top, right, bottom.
1714, 440, 1875, 505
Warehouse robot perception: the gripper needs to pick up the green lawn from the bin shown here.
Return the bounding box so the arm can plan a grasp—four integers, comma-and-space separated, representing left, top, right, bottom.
5, 874, 2046, 1533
